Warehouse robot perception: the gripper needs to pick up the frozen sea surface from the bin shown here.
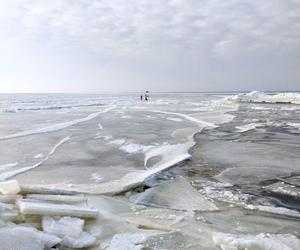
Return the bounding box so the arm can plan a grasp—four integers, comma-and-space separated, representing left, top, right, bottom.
0, 92, 299, 249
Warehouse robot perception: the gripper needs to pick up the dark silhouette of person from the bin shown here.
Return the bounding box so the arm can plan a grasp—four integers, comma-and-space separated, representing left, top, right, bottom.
140, 95, 143, 101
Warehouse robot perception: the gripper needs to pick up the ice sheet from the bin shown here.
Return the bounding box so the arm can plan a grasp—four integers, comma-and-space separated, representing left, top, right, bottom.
0, 136, 70, 181
0, 105, 115, 140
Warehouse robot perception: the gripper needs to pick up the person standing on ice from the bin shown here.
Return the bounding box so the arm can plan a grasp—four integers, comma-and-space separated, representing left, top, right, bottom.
140, 95, 143, 101
145, 91, 149, 101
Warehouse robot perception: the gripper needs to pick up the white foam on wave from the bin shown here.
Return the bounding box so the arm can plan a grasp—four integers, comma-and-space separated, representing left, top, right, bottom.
0, 136, 70, 181
0, 106, 115, 140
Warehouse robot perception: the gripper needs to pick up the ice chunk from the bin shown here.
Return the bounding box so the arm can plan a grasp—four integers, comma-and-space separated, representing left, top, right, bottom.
17, 200, 98, 218
107, 232, 151, 250
63, 232, 97, 248
107, 232, 186, 250
0, 226, 61, 249
42, 216, 97, 248
27, 194, 86, 204
132, 176, 218, 211
213, 232, 300, 250
42, 216, 84, 238
0, 180, 20, 194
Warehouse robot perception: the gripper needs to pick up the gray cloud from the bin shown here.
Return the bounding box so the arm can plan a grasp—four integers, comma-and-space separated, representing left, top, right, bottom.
0, 0, 299, 92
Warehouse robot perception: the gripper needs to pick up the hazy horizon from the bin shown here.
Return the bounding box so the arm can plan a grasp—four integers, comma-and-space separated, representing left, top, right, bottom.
0, 0, 299, 93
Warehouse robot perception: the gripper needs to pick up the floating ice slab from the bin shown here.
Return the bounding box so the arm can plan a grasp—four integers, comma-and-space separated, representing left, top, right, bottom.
132, 176, 218, 211
0, 180, 20, 195
213, 232, 300, 250
17, 200, 98, 218
27, 194, 86, 204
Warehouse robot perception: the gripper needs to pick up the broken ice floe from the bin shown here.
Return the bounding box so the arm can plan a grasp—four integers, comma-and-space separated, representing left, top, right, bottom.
131, 176, 218, 211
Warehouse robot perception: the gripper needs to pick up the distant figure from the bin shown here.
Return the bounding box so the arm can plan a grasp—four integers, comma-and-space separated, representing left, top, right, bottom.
145, 94, 149, 101
140, 95, 143, 101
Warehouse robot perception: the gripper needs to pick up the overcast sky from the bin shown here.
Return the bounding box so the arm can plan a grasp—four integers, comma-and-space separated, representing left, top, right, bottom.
0, 0, 299, 93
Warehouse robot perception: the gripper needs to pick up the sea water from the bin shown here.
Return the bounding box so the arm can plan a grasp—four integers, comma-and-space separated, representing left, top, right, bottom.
0, 92, 299, 249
